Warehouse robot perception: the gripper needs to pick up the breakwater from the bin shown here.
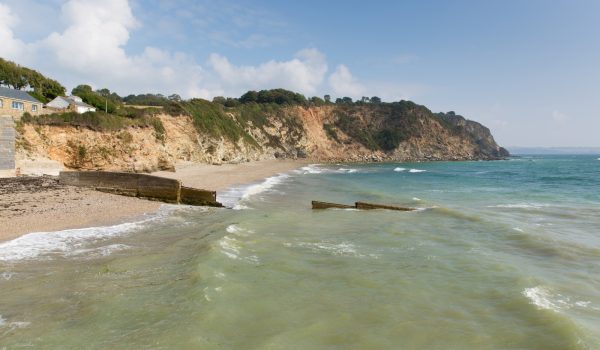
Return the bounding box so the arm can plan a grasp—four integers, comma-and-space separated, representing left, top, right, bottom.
59, 171, 222, 207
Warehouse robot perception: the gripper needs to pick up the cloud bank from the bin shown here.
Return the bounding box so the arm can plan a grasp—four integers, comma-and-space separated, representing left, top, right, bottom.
0, 0, 414, 101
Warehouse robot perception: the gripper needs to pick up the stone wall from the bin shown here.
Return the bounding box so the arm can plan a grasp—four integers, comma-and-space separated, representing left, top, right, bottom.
0, 116, 15, 177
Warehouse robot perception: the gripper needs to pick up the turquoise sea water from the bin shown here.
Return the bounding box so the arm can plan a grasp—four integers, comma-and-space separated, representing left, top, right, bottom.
1, 155, 599, 349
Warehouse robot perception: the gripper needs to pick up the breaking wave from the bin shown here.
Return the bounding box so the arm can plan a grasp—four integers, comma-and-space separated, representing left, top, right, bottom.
218, 173, 291, 209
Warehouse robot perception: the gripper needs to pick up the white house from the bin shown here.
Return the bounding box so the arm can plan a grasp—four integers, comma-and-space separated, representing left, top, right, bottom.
46, 96, 97, 114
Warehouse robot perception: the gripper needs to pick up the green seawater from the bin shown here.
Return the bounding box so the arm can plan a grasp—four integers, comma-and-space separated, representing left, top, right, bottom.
1, 155, 599, 349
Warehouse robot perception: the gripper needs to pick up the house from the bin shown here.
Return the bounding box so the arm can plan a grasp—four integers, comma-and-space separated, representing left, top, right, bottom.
46, 96, 97, 114
0, 86, 44, 119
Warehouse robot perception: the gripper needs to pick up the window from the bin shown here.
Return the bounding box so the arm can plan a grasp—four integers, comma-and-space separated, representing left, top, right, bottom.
32, 104, 38, 112
11, 101, 24, 110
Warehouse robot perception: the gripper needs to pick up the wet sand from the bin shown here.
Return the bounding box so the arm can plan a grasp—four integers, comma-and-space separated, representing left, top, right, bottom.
0, 159, 307, 242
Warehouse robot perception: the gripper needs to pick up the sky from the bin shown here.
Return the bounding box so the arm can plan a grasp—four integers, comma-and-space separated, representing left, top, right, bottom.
0, 0, 598, 147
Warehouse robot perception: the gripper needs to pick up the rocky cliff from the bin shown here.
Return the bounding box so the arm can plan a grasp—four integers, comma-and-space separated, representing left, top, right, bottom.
15, 101, 508, 172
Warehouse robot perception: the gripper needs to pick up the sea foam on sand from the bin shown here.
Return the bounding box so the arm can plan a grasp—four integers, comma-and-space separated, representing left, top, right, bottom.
0, 206, 181, 262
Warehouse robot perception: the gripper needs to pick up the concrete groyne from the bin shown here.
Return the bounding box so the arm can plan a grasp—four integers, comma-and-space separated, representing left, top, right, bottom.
312, 200, 414, 211
59, 171, 222, 207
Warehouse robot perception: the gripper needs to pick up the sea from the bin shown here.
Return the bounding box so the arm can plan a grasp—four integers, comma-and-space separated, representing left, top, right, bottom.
1, 155, 599, 349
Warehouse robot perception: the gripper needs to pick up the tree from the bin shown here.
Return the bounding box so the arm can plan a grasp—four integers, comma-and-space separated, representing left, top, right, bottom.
239, 90, 258, 103
324, 94, 331, 103
361, 96, 370, 103
212, 96, 227, 105
168, 94, 182, 102
72, 84, 118, 113
0, 57, 66, 101
370, 96, 382, 104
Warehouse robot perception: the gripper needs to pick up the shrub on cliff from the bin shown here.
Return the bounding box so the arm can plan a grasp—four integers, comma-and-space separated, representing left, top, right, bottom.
21, 111, 163, 133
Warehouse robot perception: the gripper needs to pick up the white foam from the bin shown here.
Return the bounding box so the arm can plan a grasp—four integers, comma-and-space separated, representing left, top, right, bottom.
394, 167, 406, 172
512, 227, 524, 232
412, 197, 421, 201
218, 236, 241, 260
409, 169, 427, 173
488, 203, 549, 209
296, 164, 360, 175
523, 286, 595, 312
0, 205, 182, 263
217, 235, 260, 264
523, 287, 564, 311
297, 164, 323, 174
285, 241, 378, 259
225, 224, 254, 237
65, 244, 132, 258
0, 222, 143, 262
218, 173, 291, 209
0, 315, 30, 330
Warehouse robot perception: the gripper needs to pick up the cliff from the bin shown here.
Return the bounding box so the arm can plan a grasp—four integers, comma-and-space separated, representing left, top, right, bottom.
15, 101, 509, 172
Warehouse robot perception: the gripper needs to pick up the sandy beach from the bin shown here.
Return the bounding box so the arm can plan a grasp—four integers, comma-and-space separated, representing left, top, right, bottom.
0, 159, 307, 242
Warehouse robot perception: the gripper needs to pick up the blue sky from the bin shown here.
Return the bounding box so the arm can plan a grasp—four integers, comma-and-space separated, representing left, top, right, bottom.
1, 0, 599, 147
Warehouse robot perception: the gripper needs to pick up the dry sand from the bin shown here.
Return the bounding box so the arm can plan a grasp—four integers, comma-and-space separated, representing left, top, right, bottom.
0, 159, 307, 242
152, 159, 308, 191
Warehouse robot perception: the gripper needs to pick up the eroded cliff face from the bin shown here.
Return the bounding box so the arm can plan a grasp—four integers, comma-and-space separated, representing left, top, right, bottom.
16, 104, 508, 172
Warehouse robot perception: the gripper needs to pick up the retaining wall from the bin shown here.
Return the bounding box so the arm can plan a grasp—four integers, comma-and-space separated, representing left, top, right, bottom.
0, 116, 15, 177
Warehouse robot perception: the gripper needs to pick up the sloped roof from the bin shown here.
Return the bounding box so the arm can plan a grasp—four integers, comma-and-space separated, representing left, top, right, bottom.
0, 86, 41, 103
47, 96, 96, 109
66, 96, 95, 108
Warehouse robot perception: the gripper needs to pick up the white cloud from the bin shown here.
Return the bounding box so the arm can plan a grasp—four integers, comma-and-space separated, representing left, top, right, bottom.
328, 64, 365, 98
208, 48, 328, 96
0, 0, 410, 102
0, 3, 27, 61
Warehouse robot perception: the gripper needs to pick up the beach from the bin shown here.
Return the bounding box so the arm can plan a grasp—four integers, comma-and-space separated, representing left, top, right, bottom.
0, 159, 307, 242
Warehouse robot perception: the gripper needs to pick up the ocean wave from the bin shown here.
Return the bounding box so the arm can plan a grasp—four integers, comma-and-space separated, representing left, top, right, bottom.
523, 286, 596, 312
409, 169, 427, 173
0, 205, 190, 263
0, 315, 31, 330
297, 164, 323, 174
218, 236, 241, 260
225, 224, 254, 237
488, 203, 550, 209
394, 167, 406, 172
296, 164, 361, 175
0, 221, 145, 262
284, 241, 379, 259
218, 173, 291, 209
217, 234, 260, 264
65, 244, 132, 258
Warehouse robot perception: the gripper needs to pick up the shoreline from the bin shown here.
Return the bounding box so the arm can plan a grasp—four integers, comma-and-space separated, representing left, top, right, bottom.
0, 159, 308, 243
